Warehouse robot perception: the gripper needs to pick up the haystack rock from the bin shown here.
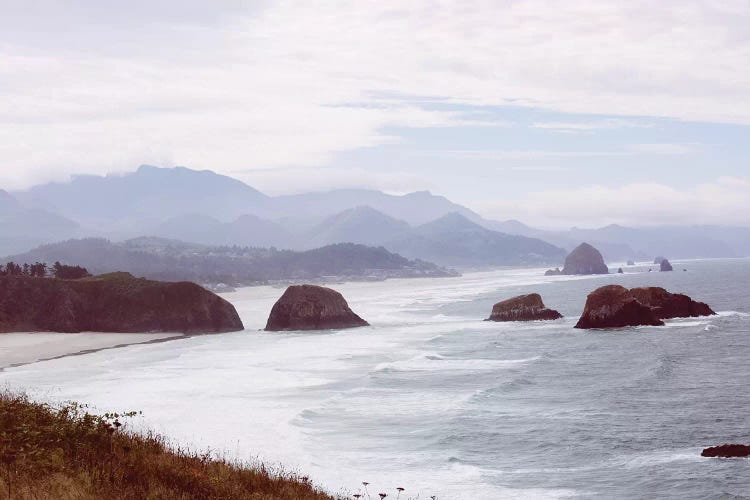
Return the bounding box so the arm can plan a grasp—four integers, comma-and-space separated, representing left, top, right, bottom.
701, 444, 750, 458
660, 259, 674, 272
628, 287, 715, 319
486, 293, 562, 322
562, 243, 609, 275
265, 284, 369, 331
575, 285, 664, 329
0, 272, 244, 334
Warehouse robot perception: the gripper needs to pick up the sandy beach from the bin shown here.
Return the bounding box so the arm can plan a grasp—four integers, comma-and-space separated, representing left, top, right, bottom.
0, 332, 183, 369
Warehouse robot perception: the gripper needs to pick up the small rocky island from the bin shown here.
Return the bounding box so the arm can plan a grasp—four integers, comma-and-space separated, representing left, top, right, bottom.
575, 285, 715, 329
546, 242, 609, 276
265, 284, 369, 331
660, 259, 674, 272
486, 293, 562, 322
0, 272, 244, 333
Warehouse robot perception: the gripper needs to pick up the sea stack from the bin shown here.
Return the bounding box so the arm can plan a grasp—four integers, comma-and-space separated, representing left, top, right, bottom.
0, 272, 244, 334
575, 285, 715, 329
561, 243, 609, 275
265, 284, 369, 331
654, 256, 667, 265
544, 267, 562, 276
660, 259, 674, 272
486, 293, 562, 322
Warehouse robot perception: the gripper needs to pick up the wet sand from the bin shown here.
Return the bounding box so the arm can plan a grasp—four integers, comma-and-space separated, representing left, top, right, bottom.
0, 332, 184, 369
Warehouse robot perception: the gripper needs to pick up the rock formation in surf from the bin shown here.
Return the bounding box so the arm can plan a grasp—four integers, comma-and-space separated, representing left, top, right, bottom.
265, 284, 369, 331
654, 256, 667, 265
575, 285, 715, 329
660, 259, 674, 272
561, 243, 609, 275
0, 272, 244, 334
628, 287, 715, 319
575, 285, 663, 329
486, 293, 562, 322
701, 444, 750, 458
617, 267, 624, 274
544, 267, 562, 276
626, 260, 635, 266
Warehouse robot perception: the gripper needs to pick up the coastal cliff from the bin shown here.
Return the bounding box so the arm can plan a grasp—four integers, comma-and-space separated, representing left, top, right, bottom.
0, 272, 244, 333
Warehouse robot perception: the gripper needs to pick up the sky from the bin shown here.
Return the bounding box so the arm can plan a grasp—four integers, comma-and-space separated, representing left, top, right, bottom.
1, 0, 749, 228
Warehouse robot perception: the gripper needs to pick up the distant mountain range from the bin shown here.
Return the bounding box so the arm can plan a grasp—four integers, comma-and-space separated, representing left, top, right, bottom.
5, 237, 455, 286
5, 165, 750, 267
0, 189, 81, 255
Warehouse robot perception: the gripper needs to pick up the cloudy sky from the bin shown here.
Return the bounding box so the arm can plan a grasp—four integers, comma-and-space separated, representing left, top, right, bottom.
2, 0, 749, 227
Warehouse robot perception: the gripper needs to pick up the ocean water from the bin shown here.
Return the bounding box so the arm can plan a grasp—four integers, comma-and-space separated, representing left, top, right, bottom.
2, 259, 749, 499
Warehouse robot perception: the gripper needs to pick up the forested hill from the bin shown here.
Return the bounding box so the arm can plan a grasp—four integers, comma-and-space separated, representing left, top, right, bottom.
5, 237, 456, 287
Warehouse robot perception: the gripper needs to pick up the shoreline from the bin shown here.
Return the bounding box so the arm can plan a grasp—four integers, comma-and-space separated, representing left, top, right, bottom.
0, 332, 186, 370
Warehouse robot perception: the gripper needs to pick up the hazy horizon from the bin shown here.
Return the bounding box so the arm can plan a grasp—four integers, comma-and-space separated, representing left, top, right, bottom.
3, 1, 749, 228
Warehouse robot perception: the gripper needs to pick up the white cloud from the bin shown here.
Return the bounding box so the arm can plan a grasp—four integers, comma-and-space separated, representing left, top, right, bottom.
0, 1, 749, 188
475, 177, 750, 228
532, 118, 654, 133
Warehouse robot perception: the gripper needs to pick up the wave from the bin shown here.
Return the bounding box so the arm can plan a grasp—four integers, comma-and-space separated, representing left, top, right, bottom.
373, 352, 541, 373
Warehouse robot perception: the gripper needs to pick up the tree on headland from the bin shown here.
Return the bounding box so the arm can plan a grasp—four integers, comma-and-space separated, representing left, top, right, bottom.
51, 261, 91, 280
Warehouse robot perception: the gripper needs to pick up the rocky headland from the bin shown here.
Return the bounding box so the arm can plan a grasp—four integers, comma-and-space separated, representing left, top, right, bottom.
486, 293, 562, 322
265, 284, 369, 331
0, 272, 244, 334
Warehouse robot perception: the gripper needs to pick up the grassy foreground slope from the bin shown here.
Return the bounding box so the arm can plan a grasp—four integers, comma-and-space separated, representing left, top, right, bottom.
0, 392, 335, 500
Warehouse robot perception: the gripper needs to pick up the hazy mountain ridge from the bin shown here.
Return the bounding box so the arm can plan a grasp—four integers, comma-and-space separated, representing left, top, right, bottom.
385, 213, 567, 267
0, 189, 82, 256
4, 237, 455, 286
8, 165, 750, 262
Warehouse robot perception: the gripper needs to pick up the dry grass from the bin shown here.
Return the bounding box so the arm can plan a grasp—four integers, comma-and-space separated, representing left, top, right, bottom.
0, 391, 337, 500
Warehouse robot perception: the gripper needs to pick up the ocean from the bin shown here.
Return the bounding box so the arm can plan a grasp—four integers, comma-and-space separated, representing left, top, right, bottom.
2, 258, 749, 499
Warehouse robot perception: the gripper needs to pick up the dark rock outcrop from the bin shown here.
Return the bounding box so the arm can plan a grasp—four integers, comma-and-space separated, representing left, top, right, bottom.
0, 272, 244, 334
265, 284, 368, 331
544, 267, 562, 276
575, 285, 664, 329
629, 287, 715, 319
562, 243, 609, 275
617, 267, 624, 274
576, 285, 715, 329
486, 293, 562, 322
701, 444, 750, 458
654, 256, 667, 265
660, 259, 674, 272
626, 260, 635, 266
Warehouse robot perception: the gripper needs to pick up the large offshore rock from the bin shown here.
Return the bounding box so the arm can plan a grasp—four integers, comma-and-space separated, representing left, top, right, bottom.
562, 243, 609, 275
487, 293, 562, 322
575, 285, 664, 329
265, 284, 369, 331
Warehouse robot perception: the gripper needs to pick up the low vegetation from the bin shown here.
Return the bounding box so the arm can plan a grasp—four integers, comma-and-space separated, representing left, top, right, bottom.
0, 391, 335, 499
